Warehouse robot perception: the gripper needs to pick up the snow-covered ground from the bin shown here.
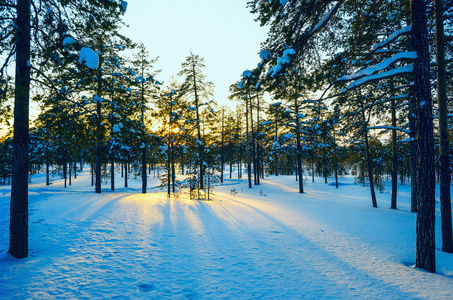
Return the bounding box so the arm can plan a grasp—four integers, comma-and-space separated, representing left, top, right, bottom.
1, 170, 453, 299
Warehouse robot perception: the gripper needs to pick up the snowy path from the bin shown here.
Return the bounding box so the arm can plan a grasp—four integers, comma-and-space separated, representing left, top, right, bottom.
1, 173, 453, 299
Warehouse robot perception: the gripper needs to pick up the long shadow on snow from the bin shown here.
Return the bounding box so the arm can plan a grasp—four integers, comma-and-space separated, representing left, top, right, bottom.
205, 193, 425, 299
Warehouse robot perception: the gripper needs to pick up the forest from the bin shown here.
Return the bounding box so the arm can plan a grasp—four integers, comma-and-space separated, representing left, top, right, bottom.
1, 0, 453, 276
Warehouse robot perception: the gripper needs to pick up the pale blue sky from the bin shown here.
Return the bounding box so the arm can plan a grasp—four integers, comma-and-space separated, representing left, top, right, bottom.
121, 0, 268, 107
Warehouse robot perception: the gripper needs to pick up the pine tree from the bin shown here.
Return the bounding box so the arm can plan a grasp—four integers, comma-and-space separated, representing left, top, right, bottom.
2, 0, 127, 258
178, 51, 214, 191
131, 43, 160, 194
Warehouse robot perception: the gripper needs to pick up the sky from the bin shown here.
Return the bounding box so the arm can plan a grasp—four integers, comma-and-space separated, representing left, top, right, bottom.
0, 0, 268, 137
120, 0, 269, 108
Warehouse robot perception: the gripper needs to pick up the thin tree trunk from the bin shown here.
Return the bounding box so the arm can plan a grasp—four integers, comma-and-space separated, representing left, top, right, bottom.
245, 98, 252, 188
221, 108, 225, 183
256, 93, 261, 184
111, 155, 115, 191
46, 149, 50, 186
323, 148, 328, 184
68, 159, 71, 186
249, 93, 257, 186
275, 115, 279, 176
167, 153, 171, 197
63, 152, 67, 188
142, 147, 147, 193
9, 0, 31, 258
124, 159, 128, 188
434, 0, 453, 253
95, 102, 102, 193
295, 97, 304, 193
363, 110, 377, 208
171, 140, 175, 193
334, 129, 338, 188
311, 150, 315, 183
391, 97, 398, 209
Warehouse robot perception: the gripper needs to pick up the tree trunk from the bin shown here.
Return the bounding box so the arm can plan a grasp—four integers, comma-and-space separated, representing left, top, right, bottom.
46, 149, 50, 186
68, 159, 71, 186
275, 116, 279, 176
391, 97, 398, 209
111, 155, 115, 191
124, 159, 128, 188
9, 0, 31, 259
434, 0, 453, 253
295, 97, 304, 193
95, 101, 102, 193
412, 0, 436, 273
142, 147, 147, 193
363, 110, 377, 208
221, 109, 225, 183
246, 97, 252, 188
409, 94, 418, 212
167, 152, 171, 197
171, 141, 175, 194
334, 129, 338, 189
256, 93, 261, 184
249, 93, 257, 186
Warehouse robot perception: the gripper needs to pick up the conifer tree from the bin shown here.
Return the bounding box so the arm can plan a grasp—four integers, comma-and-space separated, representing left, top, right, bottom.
1, 0, 127, 258
178, 51, 213, 191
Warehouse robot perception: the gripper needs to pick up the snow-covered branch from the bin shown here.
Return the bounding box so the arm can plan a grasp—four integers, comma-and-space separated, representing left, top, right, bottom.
310, 1, 342, 35
367, 125, 410, 134
371, 25, 412, 52
341, 64, 413, 92
337, 52, 417, 82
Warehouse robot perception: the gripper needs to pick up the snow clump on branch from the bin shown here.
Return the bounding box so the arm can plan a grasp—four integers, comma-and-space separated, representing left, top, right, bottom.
79, 47, 99, 69
266, 48, 296, 78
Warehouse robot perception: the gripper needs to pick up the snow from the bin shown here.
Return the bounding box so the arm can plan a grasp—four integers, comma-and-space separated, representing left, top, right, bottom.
93, 95, 103, 103
259, 50, 271, 61
367, 125, 410, 134
62, 37, 77, 47
1, 170, 453, 299
372, 25, 412, 52
121, 1, 128, 13
342, 64, 414, 92
266, 48, 295, 78
242, 70, 252, 78
311, 2, 340, 34
337, 52, 417, 82
78, 47, 99, 70
112, 124, 121, 133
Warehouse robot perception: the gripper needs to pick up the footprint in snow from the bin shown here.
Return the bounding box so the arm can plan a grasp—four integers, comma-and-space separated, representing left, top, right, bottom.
270, 230, 283, 235
138, 283, 155, 292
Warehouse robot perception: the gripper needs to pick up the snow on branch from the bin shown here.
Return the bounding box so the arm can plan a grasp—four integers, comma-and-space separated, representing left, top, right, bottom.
266, 48, 295, 78
371, 25, 412, 52
79, 47, 99, 69
337, 52, 417, 82
310, 2, 341, 35
342, 64, 413, 92
121, 1, 128, 13
367, 125, 410, 134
